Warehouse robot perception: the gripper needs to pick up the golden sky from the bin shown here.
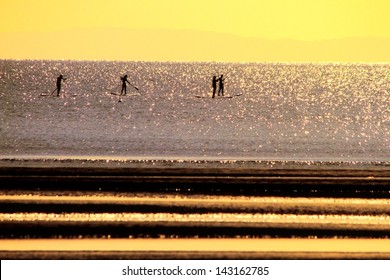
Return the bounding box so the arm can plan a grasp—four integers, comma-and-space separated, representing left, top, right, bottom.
1, 0, 390, 61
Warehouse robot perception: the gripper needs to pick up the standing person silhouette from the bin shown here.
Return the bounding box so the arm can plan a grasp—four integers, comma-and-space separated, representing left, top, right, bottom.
217, 74, 225, 96
56, 74, 66, 96
212, 76, 217, 98
120, 75, 131, 96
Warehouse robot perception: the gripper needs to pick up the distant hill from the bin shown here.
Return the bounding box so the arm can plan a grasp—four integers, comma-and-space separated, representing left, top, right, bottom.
1, 28, 389, 62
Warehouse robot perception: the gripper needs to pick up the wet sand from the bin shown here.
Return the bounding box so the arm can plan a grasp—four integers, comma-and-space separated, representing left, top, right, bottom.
0, 159, 389, 197
1, 158, 389, 259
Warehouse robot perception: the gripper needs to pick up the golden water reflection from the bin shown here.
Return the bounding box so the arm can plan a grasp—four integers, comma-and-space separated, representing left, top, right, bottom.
2, 238, 390, 253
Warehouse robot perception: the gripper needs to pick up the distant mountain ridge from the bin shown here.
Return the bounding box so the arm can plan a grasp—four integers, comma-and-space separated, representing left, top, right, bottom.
1, 28, 390, 62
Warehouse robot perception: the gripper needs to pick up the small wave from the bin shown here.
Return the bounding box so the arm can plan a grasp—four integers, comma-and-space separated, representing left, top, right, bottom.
0, 155, 388, 170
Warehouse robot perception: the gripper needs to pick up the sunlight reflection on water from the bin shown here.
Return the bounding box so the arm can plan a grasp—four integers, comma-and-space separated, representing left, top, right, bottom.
1, 61, 389, 161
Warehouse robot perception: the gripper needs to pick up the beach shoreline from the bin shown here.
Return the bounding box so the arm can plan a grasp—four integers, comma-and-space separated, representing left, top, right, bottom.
0, 156, 389, 169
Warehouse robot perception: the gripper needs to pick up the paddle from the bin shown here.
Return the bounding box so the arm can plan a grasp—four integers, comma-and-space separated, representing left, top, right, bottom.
128, 81, 139, 91
49, 88, 57, 96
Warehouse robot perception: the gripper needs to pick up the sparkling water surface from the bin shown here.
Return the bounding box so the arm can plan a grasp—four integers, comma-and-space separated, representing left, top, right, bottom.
1, 60, 389, 161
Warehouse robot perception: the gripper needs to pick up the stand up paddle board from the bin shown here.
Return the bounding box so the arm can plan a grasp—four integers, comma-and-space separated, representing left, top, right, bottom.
110, 92, 140, 96
195, 94, 242, 99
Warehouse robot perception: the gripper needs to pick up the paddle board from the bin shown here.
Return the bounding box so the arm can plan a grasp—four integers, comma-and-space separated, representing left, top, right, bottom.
110, 92, 140, 96
195, 94, 242, 99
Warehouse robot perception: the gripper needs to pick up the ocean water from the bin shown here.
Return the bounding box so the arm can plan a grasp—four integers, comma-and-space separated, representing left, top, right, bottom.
0, 60, 390, 258
0, 60, 389, 162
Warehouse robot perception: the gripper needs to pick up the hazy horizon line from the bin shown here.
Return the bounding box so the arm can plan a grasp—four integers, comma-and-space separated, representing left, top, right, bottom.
1, 58, 390, 65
